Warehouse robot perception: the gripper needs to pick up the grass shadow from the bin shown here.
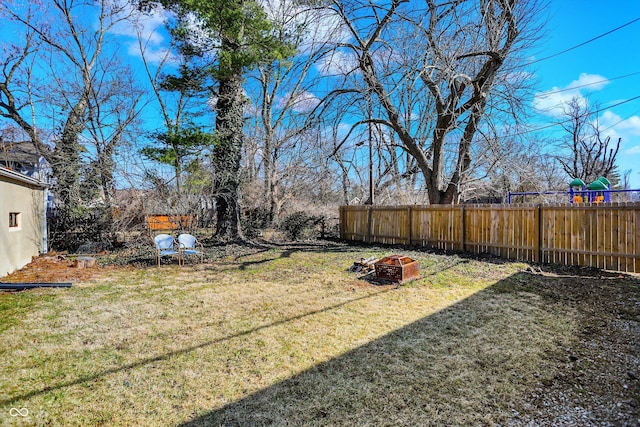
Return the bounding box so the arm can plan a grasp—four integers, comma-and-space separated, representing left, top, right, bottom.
175, 271, 640, 427
0, 285, 399, 408
3, 246, 638, 426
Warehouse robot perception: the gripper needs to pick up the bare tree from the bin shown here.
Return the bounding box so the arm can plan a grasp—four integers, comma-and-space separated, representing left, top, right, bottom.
0, 0, 144, 247
317, 0, 544, 204
84, 57, 145, 234
556, 97, 621, 184
243, 0, 346, 223
466, 130, 566, 203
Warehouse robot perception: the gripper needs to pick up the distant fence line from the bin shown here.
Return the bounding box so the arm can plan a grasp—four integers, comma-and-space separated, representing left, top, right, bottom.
339, 203, 640, 273
145, 214, 197, 232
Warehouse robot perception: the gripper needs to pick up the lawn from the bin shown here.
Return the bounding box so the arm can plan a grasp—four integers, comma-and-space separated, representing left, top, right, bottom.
0, 242, 638, 426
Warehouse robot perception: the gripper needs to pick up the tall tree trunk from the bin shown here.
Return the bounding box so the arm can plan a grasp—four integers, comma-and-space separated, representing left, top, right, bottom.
213, 68, 244, 240
263, 124, 276, 223
268, 151, 279, 223
52, 98, 86, 206
98, 141, 115, 238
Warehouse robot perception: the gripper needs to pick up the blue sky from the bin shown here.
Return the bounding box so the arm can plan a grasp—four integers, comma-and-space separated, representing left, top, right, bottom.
119, 0, 640, 188
530, 0, 640, 187
2, 0, 640, 189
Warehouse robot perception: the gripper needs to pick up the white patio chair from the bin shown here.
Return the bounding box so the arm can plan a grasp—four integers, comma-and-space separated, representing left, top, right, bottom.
178, 233, 204, 265
154, 234, 180, 266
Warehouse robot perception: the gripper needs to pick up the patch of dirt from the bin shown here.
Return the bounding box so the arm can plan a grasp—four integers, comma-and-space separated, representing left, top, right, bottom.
507, 267, 640, 426
1, 253, 125, 284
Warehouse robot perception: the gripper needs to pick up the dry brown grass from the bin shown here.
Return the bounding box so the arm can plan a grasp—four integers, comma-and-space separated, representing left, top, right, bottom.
0, 243, 638, 426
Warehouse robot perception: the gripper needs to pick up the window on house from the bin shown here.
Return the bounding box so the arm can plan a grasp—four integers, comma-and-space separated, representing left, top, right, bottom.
9, 212, 20, 228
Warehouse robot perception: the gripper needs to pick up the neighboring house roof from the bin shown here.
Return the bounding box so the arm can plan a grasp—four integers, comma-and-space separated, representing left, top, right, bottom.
0, 165, 47, 188
1, 140, 39, 165
0, 141, 48, 178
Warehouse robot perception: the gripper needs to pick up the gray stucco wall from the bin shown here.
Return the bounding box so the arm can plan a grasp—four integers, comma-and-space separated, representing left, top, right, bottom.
0, 168, 46, 277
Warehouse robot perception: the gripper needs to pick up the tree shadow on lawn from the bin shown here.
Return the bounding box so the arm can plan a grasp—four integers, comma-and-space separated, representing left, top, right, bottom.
177, 270, 640, 427
226, 240, 383, 271
0, 278, 401, 409
135, 238, 360, 267
117, 236, 509, 271
2, 263, 638, 426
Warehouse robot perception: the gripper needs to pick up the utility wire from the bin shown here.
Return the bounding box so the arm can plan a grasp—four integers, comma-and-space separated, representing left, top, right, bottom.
508, 94, 640, 138
601, 107, 640, 133
537, 71, 640, 97
580, 95, 640, 118
528, 17, 640, 65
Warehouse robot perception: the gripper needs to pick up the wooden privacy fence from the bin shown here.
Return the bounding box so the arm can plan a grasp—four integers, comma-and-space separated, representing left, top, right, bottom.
339, 203, 640, 273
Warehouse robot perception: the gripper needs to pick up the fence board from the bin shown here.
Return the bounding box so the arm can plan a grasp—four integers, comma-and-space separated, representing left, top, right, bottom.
340, 203, 640, 273
635, 209, 640, 272
629, 209, 637, 272
146, 215, 195, 232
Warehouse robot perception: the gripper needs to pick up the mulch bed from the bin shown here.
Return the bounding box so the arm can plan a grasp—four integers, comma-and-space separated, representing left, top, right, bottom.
1, 254, 125, 284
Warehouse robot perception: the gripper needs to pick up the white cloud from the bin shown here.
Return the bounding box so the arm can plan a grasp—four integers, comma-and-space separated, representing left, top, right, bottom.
317, 50, 359, 75
276, 90, 320, 113
108, 5, 167, 45
106, 3, 175, 65
126, 42, 174, 65
596, 111, 640, 157
259, 0, 352, 73
566, 73, 609, 91
533, 73, 609, 117
534, 89, 587, 116
300, 10, 352, 56
244, 100, 259, 117
624, 145, 640, 155
260, 0, 351, 48
599, 111, 640, 136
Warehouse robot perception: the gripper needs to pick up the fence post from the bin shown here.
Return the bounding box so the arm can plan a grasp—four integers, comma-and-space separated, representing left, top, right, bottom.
534, 205, 541, 263
460, 205, 466, 252
366, 205, 373, 243
407, 206, 412, 245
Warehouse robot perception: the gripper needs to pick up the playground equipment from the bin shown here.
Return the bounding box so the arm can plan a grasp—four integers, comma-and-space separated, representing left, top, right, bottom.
569, 176, 611, 204
569, 178, 586, 203
508, 177, 639, 204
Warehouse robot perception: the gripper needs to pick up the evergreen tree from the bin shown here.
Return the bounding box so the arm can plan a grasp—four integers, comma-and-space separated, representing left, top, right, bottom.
141, 0, 293, 239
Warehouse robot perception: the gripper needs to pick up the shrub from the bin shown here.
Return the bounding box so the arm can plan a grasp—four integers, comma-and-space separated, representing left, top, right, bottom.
241, 207, 271, 238
280, 211, 313, 241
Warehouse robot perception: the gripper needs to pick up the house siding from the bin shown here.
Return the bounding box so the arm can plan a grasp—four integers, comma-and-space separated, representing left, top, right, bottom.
0, 167, 46, 277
